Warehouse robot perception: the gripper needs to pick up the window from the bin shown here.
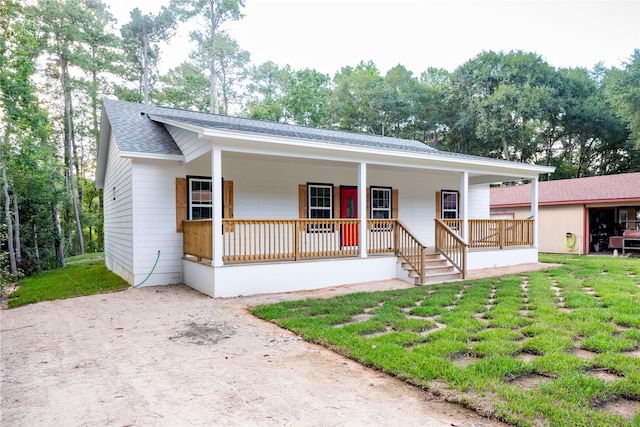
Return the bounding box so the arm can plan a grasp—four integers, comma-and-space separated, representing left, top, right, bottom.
370, 187, 391, 219
619, 211, 628, 230
308, 184, 333, 219
188, 177, 212, 220
441, 190, 459, 219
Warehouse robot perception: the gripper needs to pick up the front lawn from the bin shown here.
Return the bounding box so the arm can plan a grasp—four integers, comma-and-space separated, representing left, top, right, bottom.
7, 254, 129, 308
252, 254, 640, 426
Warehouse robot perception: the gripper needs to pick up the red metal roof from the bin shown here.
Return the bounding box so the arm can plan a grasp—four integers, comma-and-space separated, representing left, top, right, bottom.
490, 172, 640, 207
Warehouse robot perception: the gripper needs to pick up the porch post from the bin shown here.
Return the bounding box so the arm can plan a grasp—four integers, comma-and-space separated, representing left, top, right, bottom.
358, 162, 367, 258
211, 148, 224, 267
460, 171, 469, 243
531, 177, 539, 248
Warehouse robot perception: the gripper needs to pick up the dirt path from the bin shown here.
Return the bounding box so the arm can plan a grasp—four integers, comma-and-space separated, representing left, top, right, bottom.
1, 264, 554, 426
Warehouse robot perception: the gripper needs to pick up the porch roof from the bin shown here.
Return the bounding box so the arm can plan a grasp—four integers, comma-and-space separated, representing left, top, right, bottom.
97, 99, 554, 188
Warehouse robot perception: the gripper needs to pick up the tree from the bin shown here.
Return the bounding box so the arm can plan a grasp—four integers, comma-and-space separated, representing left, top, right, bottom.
446, 51, 558, 162
244, 61, 285, 122
280, 67, 331, 127
326, 61, 385, 133
1, 0, 63, 273
414, 68, 451, 147
188, 32, 249, 114
606, 49, 640, 148
36, 0, 96, 255
155, 62, 210, 111
120, 4, 182, 104
183, 0, 245, 114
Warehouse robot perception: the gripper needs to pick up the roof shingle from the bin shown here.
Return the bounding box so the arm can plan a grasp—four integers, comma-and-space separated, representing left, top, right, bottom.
102, 99, 535, 166
491, 173, 640, 206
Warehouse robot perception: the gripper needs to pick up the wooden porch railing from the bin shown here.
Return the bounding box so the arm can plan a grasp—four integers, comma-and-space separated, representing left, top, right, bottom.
183, 219, 404, 263
469, 219, 534, 249
434, 219, 467, 279
367, 219, 396, 255
222, 219, 364, 262
182, 220, 213, 261
182, 218, 534, 281
439, 218, 534, 249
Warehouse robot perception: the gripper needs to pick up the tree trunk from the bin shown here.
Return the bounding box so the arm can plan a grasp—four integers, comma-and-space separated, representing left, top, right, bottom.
1, 144, 18, 277
143, 33, 149, 104
60, 56, 85, 254
13, 191, 21, 263
34, 224, 40, 264
502, 134, 511, 161
209, 0, 217, 114
52, 198, 66, 268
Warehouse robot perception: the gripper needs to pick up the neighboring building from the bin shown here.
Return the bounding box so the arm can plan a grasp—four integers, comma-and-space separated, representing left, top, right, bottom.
490, 173, 640, 255
96, 100, 554, 297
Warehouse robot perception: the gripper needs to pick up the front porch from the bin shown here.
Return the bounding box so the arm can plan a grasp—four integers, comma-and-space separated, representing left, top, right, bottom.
182, 217, 535, 296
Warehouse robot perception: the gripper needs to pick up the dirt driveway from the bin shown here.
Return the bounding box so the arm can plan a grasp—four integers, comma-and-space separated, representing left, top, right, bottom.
1, 265, 552, 426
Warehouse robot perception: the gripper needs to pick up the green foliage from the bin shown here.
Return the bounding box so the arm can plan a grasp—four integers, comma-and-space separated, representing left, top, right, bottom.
7, 259, 129, 308
605, 49, 640, 149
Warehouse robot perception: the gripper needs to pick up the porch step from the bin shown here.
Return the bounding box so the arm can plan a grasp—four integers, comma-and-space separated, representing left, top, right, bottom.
399, 254, 462, 285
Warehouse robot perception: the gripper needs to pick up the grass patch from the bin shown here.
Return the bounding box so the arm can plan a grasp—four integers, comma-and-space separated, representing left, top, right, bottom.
7, 259, 129, 308
66, 251, 105, 263
253, 254, 640, 426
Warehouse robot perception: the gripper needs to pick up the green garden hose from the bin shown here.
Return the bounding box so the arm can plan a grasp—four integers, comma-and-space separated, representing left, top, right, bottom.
134, 250, 160, 288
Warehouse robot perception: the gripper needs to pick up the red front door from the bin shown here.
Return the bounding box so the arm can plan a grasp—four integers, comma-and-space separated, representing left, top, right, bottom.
340, 187, 358, 246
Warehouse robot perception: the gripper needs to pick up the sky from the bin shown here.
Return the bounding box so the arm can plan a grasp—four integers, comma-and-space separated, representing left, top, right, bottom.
106, 0, 640, 76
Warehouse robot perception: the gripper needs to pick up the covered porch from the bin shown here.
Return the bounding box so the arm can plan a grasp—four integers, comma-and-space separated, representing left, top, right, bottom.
182, 216, 536, 290
175, 146, 544, 297
166, 125, 547, 297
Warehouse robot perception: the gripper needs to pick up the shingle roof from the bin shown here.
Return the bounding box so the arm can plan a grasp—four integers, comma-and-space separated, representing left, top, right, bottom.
103, 99, 182, 155
151, 113, 443, 154
491, 173, 640, 206
103, 98, 446, 156
101, 100, 557, 177
103, 99, 524, 164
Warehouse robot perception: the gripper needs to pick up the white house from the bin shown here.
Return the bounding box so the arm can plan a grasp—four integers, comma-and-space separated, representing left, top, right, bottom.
96, 100, 554, 298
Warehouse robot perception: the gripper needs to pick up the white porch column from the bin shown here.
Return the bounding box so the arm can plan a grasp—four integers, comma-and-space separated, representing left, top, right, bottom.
211, 148, 224, 267
358, 162, 367, 258
460, 171, 469, 243
531, 177, 539, 248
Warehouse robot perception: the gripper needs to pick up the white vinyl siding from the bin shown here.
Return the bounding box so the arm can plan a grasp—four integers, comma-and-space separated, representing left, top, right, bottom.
468, 184, 490, 218
103, 133, 134, 284
216, 155, 462, 247
131, 160, 185, 285
166, 125, 210, 162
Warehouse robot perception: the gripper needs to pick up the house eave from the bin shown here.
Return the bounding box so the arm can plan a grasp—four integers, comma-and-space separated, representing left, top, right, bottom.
95, 107, 111, 189
492, 197, 640, 209
119, 151, 185, 162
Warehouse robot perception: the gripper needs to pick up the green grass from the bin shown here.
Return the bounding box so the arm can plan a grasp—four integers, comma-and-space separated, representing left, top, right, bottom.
7, 254, 129, 308
252, 254, 640, 426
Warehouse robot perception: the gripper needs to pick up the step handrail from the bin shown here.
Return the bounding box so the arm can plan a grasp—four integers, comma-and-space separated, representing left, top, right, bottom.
434, 218, 467, 279
395, 219, 428, 284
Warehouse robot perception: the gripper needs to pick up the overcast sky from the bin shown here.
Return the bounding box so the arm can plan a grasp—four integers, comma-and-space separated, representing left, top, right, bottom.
106, 0, 640, 76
